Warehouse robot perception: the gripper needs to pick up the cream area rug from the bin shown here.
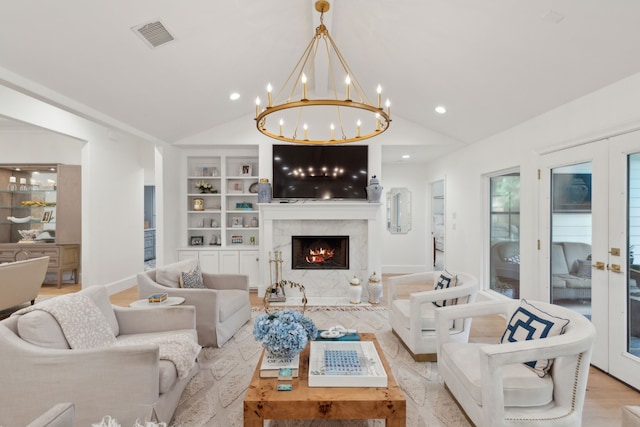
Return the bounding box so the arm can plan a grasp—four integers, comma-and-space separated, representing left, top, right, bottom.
172, 307, 470, 427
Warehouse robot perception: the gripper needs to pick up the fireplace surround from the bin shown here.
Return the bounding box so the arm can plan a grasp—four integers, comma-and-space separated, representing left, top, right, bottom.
258, 201, 382, 301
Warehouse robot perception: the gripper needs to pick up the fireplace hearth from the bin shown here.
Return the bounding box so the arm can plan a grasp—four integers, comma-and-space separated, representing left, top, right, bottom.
292, 235, 349, 270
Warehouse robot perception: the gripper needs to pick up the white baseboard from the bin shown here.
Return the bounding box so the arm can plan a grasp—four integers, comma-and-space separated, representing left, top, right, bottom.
102, 275, 137, 295
381, 265, 431, 275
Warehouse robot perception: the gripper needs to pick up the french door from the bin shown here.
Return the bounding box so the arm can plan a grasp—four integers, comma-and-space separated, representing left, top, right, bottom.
540, 132, 640, 389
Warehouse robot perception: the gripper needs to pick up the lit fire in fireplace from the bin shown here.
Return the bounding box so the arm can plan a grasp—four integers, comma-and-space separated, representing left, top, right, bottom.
305, 247, 335, 264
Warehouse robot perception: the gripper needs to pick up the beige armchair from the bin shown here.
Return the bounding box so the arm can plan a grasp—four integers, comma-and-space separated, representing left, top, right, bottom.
0, 256, 49, 312
137, 260, 251, 347
388, 271, 478, 361
436, 299, 596, 426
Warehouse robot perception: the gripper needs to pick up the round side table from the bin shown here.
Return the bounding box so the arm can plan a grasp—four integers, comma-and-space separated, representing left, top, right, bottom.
129, 296, 185, 308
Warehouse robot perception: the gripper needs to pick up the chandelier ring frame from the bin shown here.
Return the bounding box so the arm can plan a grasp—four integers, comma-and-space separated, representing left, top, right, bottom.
256, 100, 391, 145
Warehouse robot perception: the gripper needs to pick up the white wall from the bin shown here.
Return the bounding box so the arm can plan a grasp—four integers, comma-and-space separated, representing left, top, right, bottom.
380, 162, 430, 273
422, 71, 640, 300
0, 84, 154, 291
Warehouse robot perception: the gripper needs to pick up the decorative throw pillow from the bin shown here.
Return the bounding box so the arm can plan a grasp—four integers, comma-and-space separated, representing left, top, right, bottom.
156, 259, 199, 288
180, 263, 205, 288
432, 272, 457, 307
576, 259, 592, 278
500, 299, 570, 377
505, 254, 520, 264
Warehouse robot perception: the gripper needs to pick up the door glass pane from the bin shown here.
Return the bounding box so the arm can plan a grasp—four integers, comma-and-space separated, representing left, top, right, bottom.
489, 173, 520, 298
550, 163, 592, 318
627, 153, 640, 357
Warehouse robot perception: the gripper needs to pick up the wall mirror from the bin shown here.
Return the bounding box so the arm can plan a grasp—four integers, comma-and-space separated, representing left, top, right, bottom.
387, 187, 412, 234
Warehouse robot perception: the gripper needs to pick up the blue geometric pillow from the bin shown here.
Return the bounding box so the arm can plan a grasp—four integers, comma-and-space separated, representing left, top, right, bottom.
500, 299, 570, 377
179, 263, 205, 289
432, 272, 457, 307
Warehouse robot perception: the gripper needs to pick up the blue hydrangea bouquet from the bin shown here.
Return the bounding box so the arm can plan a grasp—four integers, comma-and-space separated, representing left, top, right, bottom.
253, 308, 318, 359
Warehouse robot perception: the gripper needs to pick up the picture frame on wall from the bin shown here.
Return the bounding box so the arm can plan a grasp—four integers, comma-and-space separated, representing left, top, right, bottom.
190, 236, 204, 246
241, 165, 252, 176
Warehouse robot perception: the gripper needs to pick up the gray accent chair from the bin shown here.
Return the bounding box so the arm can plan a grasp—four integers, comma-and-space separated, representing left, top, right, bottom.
0, 285, 199, 426
137, 261, 251, 347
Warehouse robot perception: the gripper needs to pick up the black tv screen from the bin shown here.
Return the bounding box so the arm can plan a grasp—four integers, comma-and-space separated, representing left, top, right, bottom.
272, 145, 368, 200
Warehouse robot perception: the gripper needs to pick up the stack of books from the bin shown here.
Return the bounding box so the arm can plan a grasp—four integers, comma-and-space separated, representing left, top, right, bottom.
259, 352, 300, 378
147, 293, 168, 304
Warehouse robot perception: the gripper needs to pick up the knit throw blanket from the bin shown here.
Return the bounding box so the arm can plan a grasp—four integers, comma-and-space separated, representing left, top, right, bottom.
13, 293, 200, 379
14, 293, 117, 349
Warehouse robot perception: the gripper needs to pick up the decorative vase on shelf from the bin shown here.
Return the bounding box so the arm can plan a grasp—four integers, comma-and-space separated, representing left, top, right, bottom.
250, 217, 259, 227
348, 275, 362, 304
366, 175, 383, 203
258, 178, 272, 203
367, 271, 382, 304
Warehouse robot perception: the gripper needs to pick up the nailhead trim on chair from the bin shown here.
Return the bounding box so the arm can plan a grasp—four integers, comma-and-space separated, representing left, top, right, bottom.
504, 352, 584, 423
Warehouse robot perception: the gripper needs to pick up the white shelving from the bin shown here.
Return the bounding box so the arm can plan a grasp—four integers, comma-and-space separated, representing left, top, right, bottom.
185, 155, 259, 248
181, 153, 261, 285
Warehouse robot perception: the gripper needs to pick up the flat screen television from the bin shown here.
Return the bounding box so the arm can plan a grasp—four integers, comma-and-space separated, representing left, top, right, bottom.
272, 145, 368, 200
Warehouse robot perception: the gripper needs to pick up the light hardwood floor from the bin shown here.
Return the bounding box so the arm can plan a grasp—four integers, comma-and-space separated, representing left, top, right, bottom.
37, 282, 640, 425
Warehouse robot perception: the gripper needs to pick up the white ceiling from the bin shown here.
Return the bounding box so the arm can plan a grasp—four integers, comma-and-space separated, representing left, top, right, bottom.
2, 0, 640, 163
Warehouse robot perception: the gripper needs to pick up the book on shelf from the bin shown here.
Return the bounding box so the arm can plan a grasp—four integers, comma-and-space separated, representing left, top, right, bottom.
259, 352, 300, 378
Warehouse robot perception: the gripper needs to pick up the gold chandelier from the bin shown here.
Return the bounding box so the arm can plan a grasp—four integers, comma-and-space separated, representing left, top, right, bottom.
254, 0, 391, 145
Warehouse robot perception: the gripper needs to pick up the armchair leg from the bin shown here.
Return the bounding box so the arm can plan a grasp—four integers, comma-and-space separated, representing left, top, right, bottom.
391, 329, 437, 362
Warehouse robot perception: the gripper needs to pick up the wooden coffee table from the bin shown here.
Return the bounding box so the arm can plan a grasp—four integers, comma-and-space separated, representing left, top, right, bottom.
243, 332, 406, 426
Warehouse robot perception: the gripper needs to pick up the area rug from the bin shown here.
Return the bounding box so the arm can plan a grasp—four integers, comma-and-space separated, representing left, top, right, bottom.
172, 307, 470, 427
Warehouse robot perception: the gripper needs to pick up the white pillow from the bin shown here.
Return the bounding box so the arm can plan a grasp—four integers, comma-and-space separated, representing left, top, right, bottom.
500, 299, 570, 377
17, 311, 70, 349
156, 259, 199, 288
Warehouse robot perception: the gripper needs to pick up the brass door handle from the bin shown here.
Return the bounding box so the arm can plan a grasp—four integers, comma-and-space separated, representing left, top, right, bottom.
592, 261, 605, 270
607, 264, 623, 273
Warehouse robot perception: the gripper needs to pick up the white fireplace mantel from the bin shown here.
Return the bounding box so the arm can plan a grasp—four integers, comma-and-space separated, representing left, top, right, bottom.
258, 201, 383, 299
260, 201, 381, 221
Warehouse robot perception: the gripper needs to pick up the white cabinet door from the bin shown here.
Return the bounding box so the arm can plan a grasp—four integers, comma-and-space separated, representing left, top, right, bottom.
199, 251, 221, 274
239, 250, 259, 287
219, 251, 240, 273
178, 250, 199, 262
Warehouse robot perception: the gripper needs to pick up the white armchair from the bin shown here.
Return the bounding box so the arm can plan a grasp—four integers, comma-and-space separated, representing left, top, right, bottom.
388, 271, 478, 361
436, 299, 596, 427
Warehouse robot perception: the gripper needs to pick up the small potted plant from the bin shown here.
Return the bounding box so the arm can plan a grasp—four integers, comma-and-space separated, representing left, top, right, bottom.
194, 180, 215, 194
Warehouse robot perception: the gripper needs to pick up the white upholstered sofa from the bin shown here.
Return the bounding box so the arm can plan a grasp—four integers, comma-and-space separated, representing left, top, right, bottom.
0, 256, 49, 312
0, 285, 200, 426
491, 241, 592, 300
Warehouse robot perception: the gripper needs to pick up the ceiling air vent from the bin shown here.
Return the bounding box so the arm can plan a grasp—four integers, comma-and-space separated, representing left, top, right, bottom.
132, 20, 175, 48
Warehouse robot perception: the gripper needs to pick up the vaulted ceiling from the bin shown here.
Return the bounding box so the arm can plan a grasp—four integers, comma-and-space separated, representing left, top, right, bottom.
2, 1, 640, 162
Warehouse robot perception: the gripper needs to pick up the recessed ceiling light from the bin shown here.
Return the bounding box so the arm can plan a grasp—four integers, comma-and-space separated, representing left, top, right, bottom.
229, 92, 240, 101
435, 105, 447, 114
402, 154, 411, 159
